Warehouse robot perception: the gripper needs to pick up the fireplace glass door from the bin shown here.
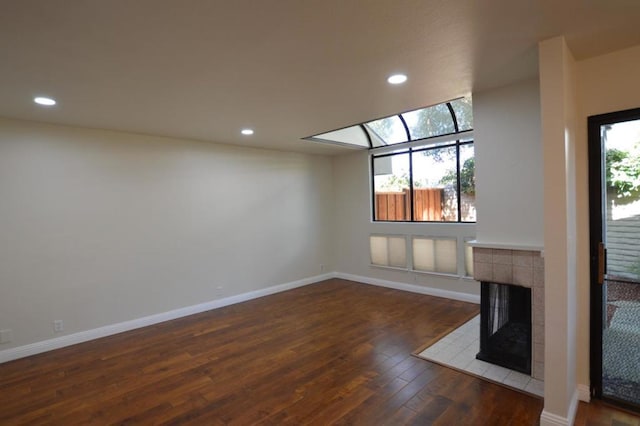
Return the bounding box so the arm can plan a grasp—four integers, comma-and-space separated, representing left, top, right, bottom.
477, 282, 531, 375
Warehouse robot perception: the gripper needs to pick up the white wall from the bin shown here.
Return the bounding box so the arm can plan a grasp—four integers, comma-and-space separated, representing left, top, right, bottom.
473, 78, 543, 248
0, 118, 334, 349
539, 36, 579, 426
332, 150, 478, 297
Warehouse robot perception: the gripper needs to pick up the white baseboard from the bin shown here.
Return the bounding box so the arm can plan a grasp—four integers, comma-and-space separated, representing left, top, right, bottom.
577, 383, 591, 402
567, 387, 580, 425
334, 272, 480, 304
0, 271, 479, 364
540, 411, 568, 426
0, 273, 334, 364
540, 388, 579, 426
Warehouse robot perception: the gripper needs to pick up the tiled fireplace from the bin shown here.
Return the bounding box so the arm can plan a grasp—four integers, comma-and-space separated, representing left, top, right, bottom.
472, 247, 545, 381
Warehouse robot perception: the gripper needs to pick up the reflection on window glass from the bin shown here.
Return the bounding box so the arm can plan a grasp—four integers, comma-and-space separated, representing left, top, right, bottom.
413, 146, 458, 221
365, 116, 407, 145
450, 97, 473, 131
403, 104, 455, 140
459, 144, 476, 222
373, 154, 410, 221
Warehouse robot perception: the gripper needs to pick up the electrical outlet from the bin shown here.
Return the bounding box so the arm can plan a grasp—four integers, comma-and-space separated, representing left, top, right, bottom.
53, 320, 64, 333
0, 329, 12, 344
320, 264, 325, 272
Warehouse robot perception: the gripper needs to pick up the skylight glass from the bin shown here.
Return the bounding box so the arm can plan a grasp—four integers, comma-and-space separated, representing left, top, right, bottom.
402, 103, 455, 140
305, 96, 473, 149
312, 126, 370, 147
364, 116, 407, 146
450, 97, 473, 131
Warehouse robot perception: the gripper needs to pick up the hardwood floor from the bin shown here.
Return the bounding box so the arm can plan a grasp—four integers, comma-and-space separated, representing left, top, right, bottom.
0, 278, 637, 425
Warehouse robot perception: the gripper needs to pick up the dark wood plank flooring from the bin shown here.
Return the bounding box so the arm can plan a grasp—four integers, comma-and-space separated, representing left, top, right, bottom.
0, 279, 637, 425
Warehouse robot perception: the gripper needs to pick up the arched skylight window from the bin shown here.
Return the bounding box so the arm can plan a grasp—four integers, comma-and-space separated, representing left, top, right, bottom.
449, 97, 473, 132
306, 96, 473, 149
365, 115, 407, 146
313, 126, 370, 147
402, 103, 455, 140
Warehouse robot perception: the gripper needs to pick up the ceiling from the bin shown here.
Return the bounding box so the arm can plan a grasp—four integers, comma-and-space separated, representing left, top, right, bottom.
1, 1, 640, 155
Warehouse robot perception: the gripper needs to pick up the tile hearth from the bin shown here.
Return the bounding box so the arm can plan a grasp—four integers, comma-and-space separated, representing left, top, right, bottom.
417, 315, 544, 398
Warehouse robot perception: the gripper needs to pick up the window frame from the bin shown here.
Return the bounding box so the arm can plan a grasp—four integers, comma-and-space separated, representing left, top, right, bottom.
371, 136, 475, 223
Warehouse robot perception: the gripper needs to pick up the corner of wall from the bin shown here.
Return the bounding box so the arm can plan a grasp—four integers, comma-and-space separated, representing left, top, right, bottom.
540, 387, 579, 426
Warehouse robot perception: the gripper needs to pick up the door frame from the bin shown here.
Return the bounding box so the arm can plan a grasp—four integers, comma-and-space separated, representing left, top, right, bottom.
588, 107, 640, 404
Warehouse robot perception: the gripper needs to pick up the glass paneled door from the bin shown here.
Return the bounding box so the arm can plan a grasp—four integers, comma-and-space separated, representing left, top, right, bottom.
589, 109, 640, 411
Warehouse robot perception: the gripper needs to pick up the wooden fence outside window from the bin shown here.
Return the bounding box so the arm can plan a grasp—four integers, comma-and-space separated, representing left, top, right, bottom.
374, 188, 443, 221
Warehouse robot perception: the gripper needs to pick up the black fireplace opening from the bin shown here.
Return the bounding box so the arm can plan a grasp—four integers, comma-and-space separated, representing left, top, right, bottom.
476, 282, 532, 375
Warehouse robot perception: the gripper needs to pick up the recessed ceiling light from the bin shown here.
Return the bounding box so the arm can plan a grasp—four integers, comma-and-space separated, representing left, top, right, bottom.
387, 74, 408, 85
34, 96, 57, 106
241, 129, 254, 135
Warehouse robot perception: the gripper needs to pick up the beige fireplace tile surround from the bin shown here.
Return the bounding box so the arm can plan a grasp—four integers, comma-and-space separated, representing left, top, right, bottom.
472, 247, 545, 381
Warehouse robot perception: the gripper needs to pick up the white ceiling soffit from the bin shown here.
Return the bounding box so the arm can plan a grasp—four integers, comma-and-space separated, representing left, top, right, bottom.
1, 0, 640, 155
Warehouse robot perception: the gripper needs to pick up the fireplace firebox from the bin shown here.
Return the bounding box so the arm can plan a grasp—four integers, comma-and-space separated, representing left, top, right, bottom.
476, 282, 532, 375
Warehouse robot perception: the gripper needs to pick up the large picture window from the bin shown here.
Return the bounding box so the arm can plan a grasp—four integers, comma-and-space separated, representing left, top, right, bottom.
372, 139, 475, 222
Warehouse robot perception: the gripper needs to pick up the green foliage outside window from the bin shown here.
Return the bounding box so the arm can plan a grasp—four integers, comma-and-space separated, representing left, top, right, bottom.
440, 157, 475, 195
606, 143, 640, 198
